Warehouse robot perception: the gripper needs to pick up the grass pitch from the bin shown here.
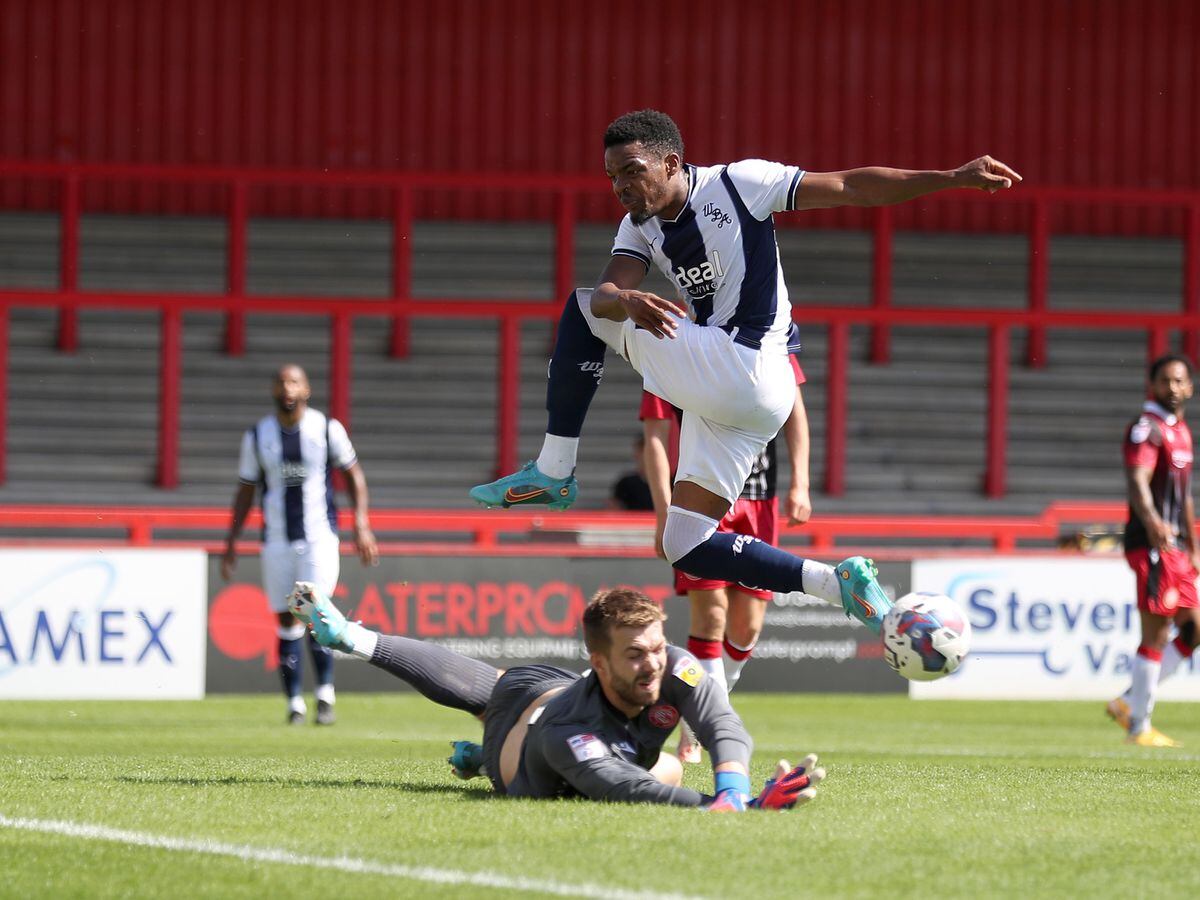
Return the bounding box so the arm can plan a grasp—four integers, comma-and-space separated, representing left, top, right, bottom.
1, 693, 1196, 899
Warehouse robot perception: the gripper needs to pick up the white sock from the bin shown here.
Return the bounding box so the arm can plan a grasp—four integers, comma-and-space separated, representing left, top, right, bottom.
1124, 640, 1192, 703
724, 640, 754, 691
1158, 640, 1189, 682
288, 695, 306, 714
696, 656, 728, 693
801, 560, 840, 605
537, 434, 578, 479
344, 622, 378, 661
314, 683, 336, 705
725, 657, 747, 691
278, 622, 306, 641
1128, 651, 1161, 734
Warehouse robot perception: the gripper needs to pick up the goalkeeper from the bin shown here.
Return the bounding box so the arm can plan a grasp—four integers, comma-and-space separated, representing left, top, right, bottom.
288, 581, 823, 811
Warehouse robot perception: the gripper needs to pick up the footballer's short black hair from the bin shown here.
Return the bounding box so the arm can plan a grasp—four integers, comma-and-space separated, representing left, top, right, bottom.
1149, 353, 1194, 381
603, 110, 684, 161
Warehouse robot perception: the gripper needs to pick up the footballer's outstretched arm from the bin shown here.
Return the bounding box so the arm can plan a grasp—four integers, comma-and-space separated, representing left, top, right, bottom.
794, 156, 1022, 211
536, 725, 710, 806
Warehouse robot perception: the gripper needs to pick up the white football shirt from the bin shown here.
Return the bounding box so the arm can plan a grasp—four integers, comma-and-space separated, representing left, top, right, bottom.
612, 159, 805, 353
238, 408, 357, 545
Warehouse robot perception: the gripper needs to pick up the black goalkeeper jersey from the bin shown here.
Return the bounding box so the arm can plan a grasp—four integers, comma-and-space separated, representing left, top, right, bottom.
494, 645, 752, 806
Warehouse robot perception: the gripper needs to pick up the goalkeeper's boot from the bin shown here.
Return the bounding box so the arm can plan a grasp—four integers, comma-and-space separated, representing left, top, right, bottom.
1126, 727, 1182, 748
469, 461, 577, 510
448, 740, 486, 780
286, 581, 352, 652
1105, 696, 1131, 731
834, 556, 892, 634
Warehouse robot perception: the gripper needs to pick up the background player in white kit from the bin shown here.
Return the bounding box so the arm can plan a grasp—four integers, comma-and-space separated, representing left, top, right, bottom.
221, 364, 379, 725
473, 109, 1020, 637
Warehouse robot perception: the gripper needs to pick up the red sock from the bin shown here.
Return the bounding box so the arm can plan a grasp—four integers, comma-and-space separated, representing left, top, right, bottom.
1173, 635, 1194, 659
687, 636, 723, 659
1137, 645, 1163, 663
722, 637, 754, 662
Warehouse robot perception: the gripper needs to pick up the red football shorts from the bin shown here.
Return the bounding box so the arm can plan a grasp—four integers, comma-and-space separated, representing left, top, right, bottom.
674, 498, 777, 600
1126, 547, 1200, 616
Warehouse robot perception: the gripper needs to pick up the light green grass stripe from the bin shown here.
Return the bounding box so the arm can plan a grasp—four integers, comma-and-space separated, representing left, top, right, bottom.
0, 814, 704, 900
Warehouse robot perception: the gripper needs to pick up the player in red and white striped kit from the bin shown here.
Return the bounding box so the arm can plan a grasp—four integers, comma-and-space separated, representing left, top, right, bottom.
642, 355, 810, 761
1108, 354, 1200, 747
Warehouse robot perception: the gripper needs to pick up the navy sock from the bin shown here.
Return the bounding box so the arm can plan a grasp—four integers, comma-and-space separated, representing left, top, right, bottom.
307, 632, 334, 687
675, 533, 808, 595
278, 636, 304, 699
371, 635, 501, 716
546, 290, 607, 438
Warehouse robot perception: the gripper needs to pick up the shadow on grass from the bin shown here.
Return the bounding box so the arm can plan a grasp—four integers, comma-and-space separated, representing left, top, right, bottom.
115, 773, 493, 798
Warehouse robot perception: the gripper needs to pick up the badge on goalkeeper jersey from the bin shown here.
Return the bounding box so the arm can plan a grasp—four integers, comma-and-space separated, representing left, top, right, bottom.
567, 733, 607, 762
673, 656, 704, 687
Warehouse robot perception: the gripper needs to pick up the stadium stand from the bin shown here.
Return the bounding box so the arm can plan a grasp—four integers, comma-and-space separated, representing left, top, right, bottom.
0, 211, 1181, 513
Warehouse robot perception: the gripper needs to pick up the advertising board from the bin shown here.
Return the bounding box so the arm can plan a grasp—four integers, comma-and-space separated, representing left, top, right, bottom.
208, 555, 906, 694
911, 557, 1199, 700
0, 549, 207, 699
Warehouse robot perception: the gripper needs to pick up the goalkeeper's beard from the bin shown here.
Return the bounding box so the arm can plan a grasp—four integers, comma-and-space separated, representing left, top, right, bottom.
607, 669, 662, 711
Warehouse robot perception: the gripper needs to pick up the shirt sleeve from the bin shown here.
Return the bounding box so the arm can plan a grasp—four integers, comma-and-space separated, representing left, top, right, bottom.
724, 159, 806, 220
237, 427, 261, 485
611, 215, 653, 270
327, 418, 358, 470
538, 723, 707, 806
1125, 418, 1161, 470
639, 390, 676, 421
789, 353, 806, 386
661, 649, 753, 771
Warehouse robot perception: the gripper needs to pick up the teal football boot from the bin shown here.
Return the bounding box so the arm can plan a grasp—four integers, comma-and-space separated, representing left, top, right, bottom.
286, 582, 353, 652
469, 460, 577, 510
448, 740, 486, 780
833, 556, 893, 634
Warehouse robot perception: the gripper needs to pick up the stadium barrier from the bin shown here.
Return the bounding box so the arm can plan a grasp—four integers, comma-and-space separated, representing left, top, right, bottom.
1, 160, 1198, 496
0, 500, 1128, 556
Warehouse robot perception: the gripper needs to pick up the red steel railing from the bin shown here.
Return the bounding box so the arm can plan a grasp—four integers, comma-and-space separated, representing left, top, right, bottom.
1, 160, 1199, 498
0, 501, 1128, 557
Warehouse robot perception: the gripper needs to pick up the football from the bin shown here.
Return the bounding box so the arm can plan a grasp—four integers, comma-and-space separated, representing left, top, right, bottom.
880, 592, 972, 681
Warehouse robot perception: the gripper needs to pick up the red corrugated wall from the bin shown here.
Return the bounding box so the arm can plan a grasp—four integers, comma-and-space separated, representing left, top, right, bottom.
1, 0, 1197, 232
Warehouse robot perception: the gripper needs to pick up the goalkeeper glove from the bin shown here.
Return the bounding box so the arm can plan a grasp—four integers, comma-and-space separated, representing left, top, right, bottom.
748, 754, 825, 810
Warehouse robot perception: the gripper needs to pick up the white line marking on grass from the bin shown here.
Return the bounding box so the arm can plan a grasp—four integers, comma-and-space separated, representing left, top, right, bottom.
759, 745, 1200, 763
0, 814, 703, 900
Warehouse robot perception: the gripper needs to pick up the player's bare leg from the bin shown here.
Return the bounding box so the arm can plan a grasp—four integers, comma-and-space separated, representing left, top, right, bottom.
677, 588, 729, 764
497, 687, 568, 787
724, 589, 768, 690
649, 749, 684, 787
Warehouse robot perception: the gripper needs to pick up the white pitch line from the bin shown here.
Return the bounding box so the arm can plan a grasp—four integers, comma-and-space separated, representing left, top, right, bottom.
754, 744, 1200, 763
0, 814, 703, 900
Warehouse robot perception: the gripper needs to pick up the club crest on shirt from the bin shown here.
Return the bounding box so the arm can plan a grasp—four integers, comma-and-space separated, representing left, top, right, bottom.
673, 656, 704, 687
567, 733, 608, 763
647, 704, 680, 729
280, 460, 308, 486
